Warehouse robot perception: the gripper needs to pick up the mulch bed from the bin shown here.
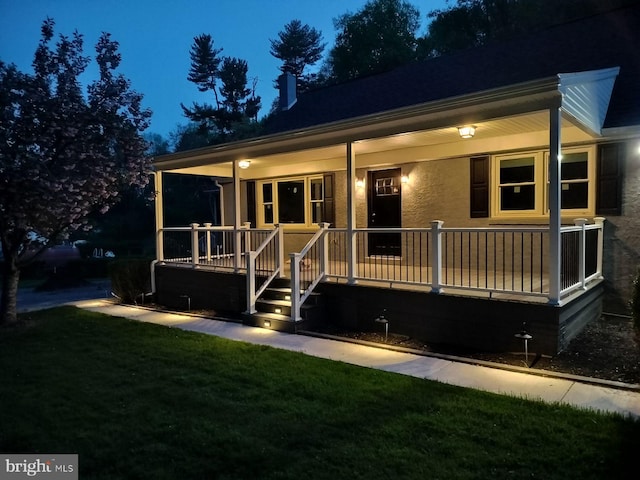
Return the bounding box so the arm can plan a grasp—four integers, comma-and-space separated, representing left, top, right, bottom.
310, 313, 640, 385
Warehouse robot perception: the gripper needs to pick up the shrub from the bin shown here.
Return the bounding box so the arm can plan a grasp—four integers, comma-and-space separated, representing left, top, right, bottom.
108, 258, 152, 304
631, 267, 640, 330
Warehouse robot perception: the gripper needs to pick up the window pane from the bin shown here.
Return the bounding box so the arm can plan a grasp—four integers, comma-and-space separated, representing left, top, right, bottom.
312, 202, 323, 223
264, 204, 273, 224
500, 157, 535, 184
561, 152, 588, 180
561, 182, 588, 209
278, 180, 305, 223
311, 178, 323, 201
262, 183, 273, 202
500, 185, 535, 210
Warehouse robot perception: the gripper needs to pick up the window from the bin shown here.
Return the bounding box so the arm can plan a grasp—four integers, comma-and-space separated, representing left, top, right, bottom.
493, 147, 594, 217
310, 178, 323, 223
258, 176, 324, 226
499, 156, 537, 211
262, 183, 273, 224
559, 151, 589, 209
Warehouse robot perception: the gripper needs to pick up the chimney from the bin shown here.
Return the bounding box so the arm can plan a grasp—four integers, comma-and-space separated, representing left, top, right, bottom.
278, 72, 297, 111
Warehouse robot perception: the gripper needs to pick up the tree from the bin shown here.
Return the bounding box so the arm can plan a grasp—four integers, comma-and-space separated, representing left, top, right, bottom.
270, 20, 325, 92
0, 19, 151, 325
181, 34, 261, 144
420, 0, 638, 58
144, 132, 170, 156
327, 0, 421, 82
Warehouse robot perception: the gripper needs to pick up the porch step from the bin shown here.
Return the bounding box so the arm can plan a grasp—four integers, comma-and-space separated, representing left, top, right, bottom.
244, 284, 326, 332
256, 298, 292, 317
244, 311, 300, 333
261, 287, 323, 305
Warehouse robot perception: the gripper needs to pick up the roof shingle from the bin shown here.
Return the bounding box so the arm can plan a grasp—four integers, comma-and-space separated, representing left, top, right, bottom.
266, 4, 640, 134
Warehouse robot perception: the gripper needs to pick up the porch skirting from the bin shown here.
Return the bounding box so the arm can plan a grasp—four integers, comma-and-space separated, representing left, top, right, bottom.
316, 281, 604, 356
154, 264, 603, 356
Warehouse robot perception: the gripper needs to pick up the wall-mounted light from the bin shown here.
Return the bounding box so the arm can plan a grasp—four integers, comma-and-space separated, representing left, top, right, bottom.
401, 174, 409, 184
355, 178, 365, 188
238, 160, 251, 169
457, 125, 477, 139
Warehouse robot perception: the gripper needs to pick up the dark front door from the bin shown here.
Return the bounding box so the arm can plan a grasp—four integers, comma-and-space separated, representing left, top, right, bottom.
367, 168, 402, 256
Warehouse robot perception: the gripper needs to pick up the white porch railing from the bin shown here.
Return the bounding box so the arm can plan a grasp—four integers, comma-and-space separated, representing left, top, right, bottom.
245, 225, 284, 314
320, 218, 604, 300
160, 223, 266, 272
289, 223, 330, 321
159, 218, 605, 316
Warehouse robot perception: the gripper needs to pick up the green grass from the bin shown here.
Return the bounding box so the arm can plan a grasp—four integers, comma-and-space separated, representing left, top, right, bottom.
1, 307, 638, 480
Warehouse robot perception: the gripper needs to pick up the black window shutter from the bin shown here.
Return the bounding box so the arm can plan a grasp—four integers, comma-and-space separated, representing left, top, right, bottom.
596, 143, 624, 215
470, 156, 490, 218
323, 173, 335, 226
246, 181, 256, 227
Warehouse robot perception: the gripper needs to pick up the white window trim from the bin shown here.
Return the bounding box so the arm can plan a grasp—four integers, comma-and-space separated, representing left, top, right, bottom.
491, 146, 596, 219
257, 175, 323, 228
543, 145, 596, 216
492, 152, 544, 218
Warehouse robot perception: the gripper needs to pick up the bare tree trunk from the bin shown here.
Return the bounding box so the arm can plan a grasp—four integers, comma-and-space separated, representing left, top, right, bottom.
1, 253, 20, 326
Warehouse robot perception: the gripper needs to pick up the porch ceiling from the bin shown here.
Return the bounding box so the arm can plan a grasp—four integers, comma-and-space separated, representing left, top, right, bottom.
167, 111, 596, 178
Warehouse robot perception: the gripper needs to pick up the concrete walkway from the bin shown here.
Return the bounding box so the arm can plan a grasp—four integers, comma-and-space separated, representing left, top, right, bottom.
71, 298, 640, 419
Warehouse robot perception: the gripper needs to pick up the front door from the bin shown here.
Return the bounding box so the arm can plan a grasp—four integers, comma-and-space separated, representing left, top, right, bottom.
367, 168, 402, 256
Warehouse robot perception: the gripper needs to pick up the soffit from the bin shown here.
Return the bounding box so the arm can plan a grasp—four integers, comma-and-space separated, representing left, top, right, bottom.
171, 111, 595, 178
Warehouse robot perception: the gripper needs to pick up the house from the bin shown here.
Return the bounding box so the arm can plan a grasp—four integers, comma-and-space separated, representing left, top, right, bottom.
151, 5, 640, 356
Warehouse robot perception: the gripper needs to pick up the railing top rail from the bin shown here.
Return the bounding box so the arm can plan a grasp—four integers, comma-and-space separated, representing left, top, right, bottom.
440, 226, 549, 233
299, 224, 329, 258
159, 226, 193, 232
327, 226, 549, 234
161, 225, 236, 232
561, 223, 603, 233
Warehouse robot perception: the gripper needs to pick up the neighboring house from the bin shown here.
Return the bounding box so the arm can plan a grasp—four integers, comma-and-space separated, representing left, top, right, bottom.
152, 5, 640, 355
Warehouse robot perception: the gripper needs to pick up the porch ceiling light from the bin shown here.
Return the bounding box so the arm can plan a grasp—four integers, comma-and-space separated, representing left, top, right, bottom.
458, 125, 476, 139
238, 160, 251, 169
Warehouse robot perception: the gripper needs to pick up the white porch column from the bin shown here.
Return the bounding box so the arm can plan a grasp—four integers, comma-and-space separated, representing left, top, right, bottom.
346, 142, 357, 284
154, 171, 164, 262
548, 101, 562, 305
233, 160, 242, 272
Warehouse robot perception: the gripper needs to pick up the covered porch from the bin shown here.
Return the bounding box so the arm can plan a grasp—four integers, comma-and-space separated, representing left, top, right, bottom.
152, 69, 616, 354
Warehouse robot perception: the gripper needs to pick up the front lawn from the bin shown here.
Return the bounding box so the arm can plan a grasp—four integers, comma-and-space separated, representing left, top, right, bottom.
1, 307, 638, 479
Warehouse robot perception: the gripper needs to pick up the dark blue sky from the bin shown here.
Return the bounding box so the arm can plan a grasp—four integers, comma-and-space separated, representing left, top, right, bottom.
1, 0, 448, 137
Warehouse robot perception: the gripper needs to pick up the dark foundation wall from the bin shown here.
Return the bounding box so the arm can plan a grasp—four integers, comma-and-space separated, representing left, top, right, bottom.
155, 265, 246, 317
316, 281, 603, 356
154, 265, 603, 356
